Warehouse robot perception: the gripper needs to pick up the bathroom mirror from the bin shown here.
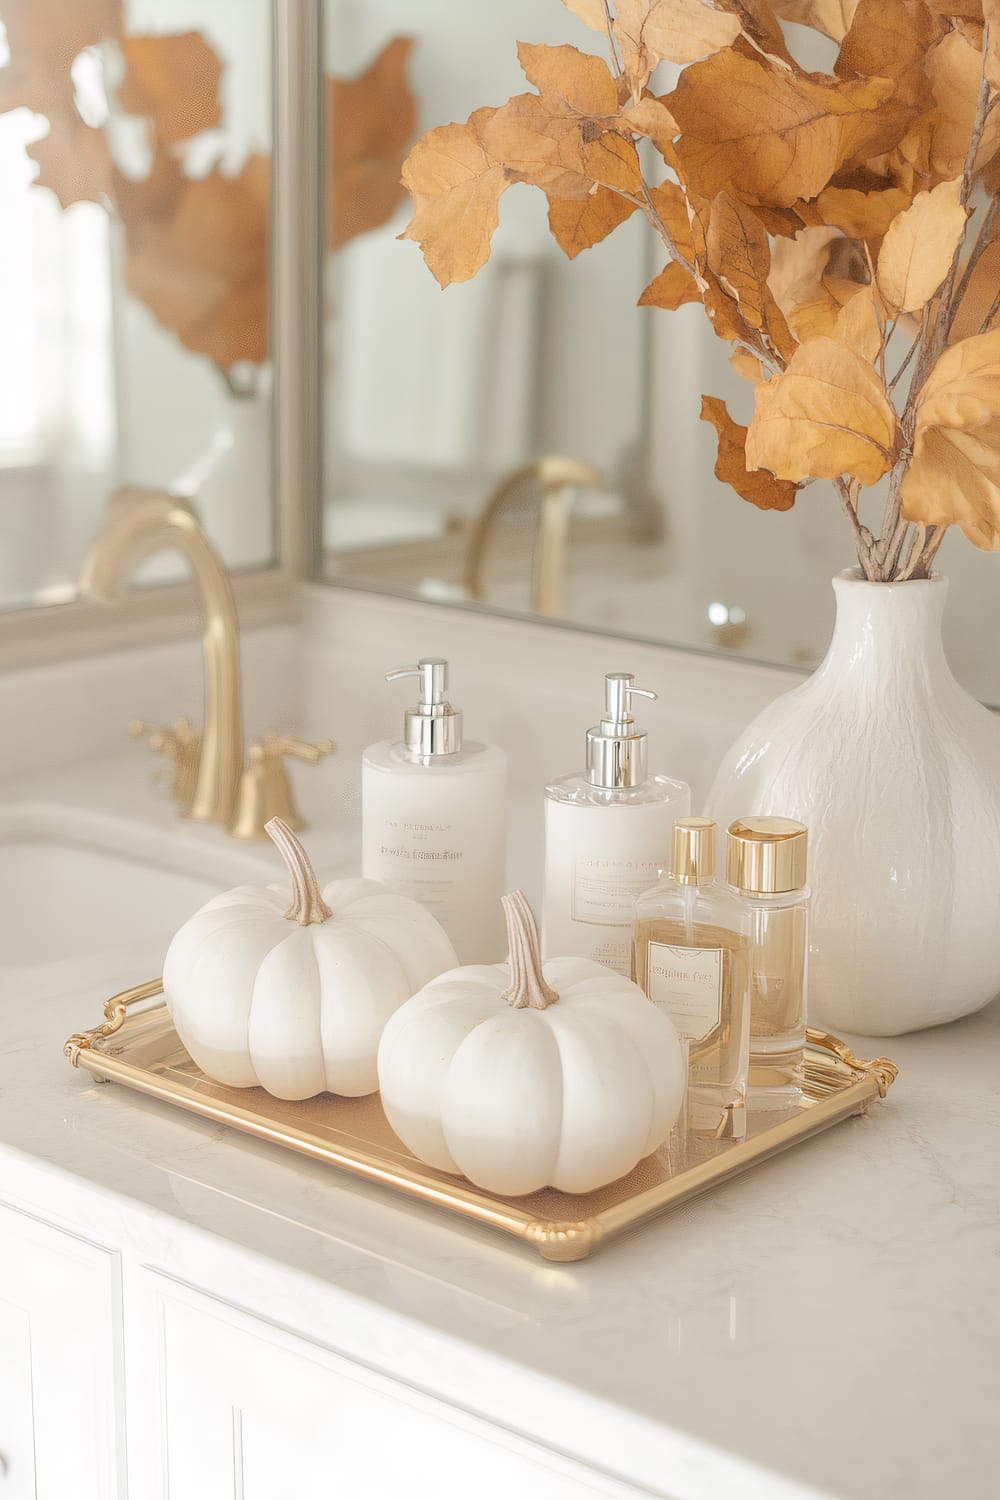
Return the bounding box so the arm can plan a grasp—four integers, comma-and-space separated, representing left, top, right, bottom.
0, 0, 276, 613
319, 1, 1000, 707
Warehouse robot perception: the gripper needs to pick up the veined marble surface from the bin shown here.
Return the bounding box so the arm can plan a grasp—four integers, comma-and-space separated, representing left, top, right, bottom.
1, 769, 997, 1499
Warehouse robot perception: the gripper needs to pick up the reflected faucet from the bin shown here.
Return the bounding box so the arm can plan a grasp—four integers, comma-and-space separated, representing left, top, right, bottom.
463, 456, 601, 618
80, 487, 332, 837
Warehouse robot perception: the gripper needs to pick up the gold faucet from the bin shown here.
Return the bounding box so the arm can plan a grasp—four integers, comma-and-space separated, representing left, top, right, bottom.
463, 456, 601, 618
80, 487, 332, 838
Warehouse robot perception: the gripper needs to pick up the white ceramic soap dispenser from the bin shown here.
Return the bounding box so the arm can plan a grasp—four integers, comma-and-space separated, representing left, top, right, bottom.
362, 658, 507, 963
543, 672, 690, 974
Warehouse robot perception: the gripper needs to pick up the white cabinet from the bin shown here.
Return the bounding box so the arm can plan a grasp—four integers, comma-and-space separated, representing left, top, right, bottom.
133, 1274, 619, 1500
0, 1202, 123, 1499
0, 1200, 630, 1499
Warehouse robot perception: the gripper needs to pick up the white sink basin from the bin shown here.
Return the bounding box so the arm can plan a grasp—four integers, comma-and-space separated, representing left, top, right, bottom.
0, 835, 220, 968
0, 804, 280, 970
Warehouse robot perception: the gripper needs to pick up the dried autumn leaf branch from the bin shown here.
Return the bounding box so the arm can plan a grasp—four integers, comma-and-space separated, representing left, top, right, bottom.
400, 0, 1000, 577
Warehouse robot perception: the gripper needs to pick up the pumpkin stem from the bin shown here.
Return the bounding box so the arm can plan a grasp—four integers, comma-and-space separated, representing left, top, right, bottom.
265, 817, 333, 926
499, 891, 559, 1010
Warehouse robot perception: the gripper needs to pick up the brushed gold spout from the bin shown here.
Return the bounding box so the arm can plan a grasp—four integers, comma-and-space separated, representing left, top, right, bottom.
80, 487, 244, 827
463, 456, 601, 618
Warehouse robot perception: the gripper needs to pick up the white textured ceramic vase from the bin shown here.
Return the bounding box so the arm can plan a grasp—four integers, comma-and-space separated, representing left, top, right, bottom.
706, 569, 1000, 1037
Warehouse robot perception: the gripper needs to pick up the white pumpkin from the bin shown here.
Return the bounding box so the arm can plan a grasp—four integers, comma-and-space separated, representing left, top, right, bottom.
163, 817, 457, 1100
377, 891, 686, 1196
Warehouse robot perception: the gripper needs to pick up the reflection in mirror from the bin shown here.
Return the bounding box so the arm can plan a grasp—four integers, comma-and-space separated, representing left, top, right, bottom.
320, 1, 654, 622
320, 2, 1000, 707
0, 0, 275, 612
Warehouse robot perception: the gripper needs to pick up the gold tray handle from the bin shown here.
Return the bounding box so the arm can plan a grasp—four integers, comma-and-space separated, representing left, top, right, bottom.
62, 991, 899, 1099
805, 1028, 899, 1098
65, 979, 165, 1066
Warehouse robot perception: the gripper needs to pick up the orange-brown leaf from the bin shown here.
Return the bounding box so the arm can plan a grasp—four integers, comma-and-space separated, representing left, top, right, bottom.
951, 230, 1000, 342
702, 271, 776, 353
706, 192, 772, 331
481, 93, 594, 200
815, 184, 912, 239
668, 51, 904, 208
723, 0, 796, 66
326, 37, 416, 251
0, 0, 122, 106
903, 421, 1000, 546
836, 0, 943, 89
753, 202, 828, 237
482, 45, 640, 198
561, 0, 608, 28
647, 180, 697, 261
746, 337, 898, 483
833, 287, 884, 360
784, 276, 864, 342
730, 346, 768, 382
113, 152, 185, 228
702, 192, 798, 356
516, 40, 620, 115
875, 178, 967, 313
27, 114, 112, 207
400, 108, 508, 286
621, 97, 680, 166
925, 0, 984, 15
928, 31, 991, 170
768, 226, 844, 321
639, 261, 701, 308
124, 155, 270, 368
771, 0, 859, 41
922, 31, 1000, 178
548, 185, 638, 257
986, 0, 1000, 92
13, 0, 122, 55
901, 330, 1000, 546
579, 128, 644, 193
118, 33, 222, 143
701, 395, 799, 510
614, 0, 741, 90
0, 0, 122, 206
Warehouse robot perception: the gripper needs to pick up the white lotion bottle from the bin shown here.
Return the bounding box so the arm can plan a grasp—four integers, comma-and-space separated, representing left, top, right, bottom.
543, 672, 690, 974
362, 658, 507, 964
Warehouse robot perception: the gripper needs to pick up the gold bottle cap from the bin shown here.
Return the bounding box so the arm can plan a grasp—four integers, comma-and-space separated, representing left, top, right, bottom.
726, 816, 808, 894
671, 817, 716, 884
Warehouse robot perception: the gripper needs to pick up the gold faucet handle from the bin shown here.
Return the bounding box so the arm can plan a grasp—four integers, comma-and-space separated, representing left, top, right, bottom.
229, 734, 335, 841
264, 734, 336, 766
129, 717, 200, 811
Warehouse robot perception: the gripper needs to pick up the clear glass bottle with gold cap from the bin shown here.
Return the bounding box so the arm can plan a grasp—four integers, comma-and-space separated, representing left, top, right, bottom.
726, 817, 809, 1108
633, 818, 751, 1141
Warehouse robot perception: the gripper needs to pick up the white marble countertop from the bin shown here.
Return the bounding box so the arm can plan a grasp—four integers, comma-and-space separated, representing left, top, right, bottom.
1, 760, 998, 1500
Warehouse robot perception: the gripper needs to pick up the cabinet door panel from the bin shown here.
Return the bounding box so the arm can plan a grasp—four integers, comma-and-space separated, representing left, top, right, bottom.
0, 1299, 35, 1499
152, 1283, 617, 1499
0, 1203, 122, 1499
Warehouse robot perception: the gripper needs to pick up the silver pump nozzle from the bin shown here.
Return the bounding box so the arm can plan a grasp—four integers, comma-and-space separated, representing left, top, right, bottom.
586, 672, 657, 788
385, 657, 463, 756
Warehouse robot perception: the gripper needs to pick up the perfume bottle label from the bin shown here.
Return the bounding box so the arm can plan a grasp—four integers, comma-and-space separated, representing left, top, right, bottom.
542, 797, 678, 977
645, 942, 723, 1042
571, 855, 661, 926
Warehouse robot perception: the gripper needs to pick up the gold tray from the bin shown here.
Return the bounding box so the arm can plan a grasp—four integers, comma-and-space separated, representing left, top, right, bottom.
65, 980, 898, 1262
